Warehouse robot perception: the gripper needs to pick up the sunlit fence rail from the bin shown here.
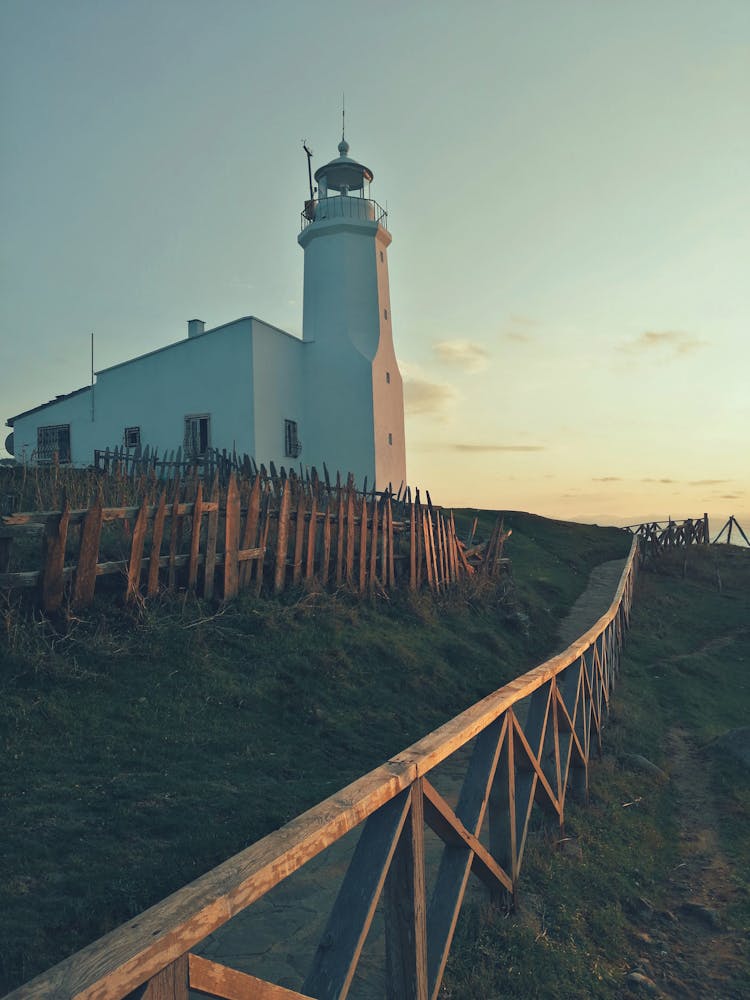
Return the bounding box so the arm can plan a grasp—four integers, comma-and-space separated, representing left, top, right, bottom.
7, 536, 639, 1000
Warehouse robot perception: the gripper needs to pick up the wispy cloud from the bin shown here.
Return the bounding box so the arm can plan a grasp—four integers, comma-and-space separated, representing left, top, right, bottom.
621, 330, 706, 357
720, 494, 742, 500
502, 315, 538, 343
642, 477, 678, 484
450, 443, 545, 453
689, 479, 729, 486
592, 476, 622, 482
403, 378, 457, 416
432, 339, 490, 373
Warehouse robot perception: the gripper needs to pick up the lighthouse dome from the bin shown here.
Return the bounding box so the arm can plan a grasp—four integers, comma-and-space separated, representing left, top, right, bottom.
314, 140, 373, 193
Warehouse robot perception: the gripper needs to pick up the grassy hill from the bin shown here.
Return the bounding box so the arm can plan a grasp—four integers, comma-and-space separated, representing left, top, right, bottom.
0, 509, 629, 993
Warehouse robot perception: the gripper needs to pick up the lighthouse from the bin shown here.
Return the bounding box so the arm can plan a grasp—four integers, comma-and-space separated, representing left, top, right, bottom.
298, 136, 406, 491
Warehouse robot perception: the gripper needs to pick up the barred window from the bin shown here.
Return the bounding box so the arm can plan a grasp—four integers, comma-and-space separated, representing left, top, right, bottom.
184, 414, 210, 457
36, 424, 71, 464
284, 419, 301, 458
124, 426, 141, 449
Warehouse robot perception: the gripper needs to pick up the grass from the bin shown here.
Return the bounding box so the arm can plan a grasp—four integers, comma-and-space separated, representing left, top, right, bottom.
443, 544, 750, 998
0, 509, 629, 993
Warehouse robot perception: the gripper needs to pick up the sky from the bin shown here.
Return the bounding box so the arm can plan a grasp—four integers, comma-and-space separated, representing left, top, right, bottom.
1, 0, 748, 532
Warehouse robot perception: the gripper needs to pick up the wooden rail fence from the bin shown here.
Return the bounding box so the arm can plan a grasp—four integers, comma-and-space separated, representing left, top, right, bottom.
7, 536, 639, 1000
625, 514, 710, 552
712, 514, 749, 547
0, 470, 509, 612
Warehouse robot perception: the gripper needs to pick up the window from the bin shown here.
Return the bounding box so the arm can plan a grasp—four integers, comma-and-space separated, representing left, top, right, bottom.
284, 419, 301, 458
386, 371, 391, 384
37, 424, 71, 464
383, 308, 388, 320
388, 432, 393, 446
184, 414, 211, 457
124, 426, 141, 449
380, 250, 384, 263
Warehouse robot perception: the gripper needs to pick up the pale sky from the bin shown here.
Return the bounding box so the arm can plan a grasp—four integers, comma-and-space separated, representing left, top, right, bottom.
1, 0, 748, 531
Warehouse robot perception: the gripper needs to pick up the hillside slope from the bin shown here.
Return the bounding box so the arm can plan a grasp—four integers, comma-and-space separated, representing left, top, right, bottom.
0, 511, 628, 993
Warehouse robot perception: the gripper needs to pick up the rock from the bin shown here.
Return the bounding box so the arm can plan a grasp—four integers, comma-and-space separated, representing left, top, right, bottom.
680, 900, 722, 928
558, 836, 583, 860
707, 727, 750, 768
622, 753, 670, 782
626, 970, 660, 994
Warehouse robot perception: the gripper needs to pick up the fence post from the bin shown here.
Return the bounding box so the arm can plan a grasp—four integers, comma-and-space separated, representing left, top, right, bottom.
72, 496, 103, 609
223, 473, 240, 600
147, 490, 167, 598
384, 780, 428, 1000
203, 473, 220, 600
274, 482, 291, 594
41, 499, 71, 612
126, 498, 149, 603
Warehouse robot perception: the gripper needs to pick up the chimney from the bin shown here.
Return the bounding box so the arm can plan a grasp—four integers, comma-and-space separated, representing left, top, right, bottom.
188, 318, 205, 339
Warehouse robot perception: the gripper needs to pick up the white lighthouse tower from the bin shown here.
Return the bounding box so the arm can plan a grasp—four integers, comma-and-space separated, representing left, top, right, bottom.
298, 135, 406, 490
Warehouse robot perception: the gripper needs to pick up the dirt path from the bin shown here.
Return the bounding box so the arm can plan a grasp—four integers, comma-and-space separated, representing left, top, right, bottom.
625, 726, 747, 999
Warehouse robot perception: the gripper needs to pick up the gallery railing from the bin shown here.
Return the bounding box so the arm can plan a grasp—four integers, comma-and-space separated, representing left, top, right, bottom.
300, 195, 388, 231
7, 536, 639, 1000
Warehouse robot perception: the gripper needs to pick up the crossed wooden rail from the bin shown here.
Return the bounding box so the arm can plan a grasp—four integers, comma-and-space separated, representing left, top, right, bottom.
7, 537, 639, 1000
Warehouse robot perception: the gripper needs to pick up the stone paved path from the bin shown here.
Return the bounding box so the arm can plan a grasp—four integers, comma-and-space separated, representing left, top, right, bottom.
555, 558, 627, 650
193, 558, 628, 997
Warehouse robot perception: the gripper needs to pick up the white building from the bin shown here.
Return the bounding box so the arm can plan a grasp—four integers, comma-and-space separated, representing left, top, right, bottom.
5, 137, 407, 490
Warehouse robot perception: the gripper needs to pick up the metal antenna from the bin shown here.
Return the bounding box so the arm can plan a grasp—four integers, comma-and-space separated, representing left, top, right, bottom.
342, 92, 345, 141
302, 140, 314, 202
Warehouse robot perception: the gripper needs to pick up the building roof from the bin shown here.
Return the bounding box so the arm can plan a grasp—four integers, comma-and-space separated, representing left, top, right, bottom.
6, 385, 92, 426
6, 315, 305, 426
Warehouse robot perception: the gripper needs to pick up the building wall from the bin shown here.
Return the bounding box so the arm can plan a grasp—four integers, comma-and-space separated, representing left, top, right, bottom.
9, 320, 255, 466
250, 319, 305, 469
95, 319, 255, 459
10, 389, 94, 465
371, 228, 407, 490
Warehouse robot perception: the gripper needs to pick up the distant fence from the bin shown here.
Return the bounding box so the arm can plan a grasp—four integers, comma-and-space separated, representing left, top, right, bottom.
625, 514, 750, 552
0, 469, 509, 613
625, 515, 710, 552
6, 537, 639, 1000
712, 515, 749, 547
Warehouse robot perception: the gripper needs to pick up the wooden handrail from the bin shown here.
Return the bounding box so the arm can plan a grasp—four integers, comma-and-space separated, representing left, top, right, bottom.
7, 537, 639, 1000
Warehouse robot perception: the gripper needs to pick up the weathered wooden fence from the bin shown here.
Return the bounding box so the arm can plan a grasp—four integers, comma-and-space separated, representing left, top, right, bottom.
712, 514, 749, 547
625, 514, 710, 552
6, 536, 639, 1000
0, 470, 509, 612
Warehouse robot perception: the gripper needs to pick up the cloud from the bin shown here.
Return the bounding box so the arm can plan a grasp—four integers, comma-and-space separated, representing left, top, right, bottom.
592, 476, 622, 482
720, 494, 741, 500
621, 330, 706, 357
689, 479, 729, 486
403, 378, 457, 416
432, 339, 490, 372
642, 477, 678, 484
502, 315, 538, 343
450, 443, 545, 453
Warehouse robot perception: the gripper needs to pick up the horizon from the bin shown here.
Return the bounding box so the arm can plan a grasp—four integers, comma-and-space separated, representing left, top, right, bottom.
1, 1, 747, 530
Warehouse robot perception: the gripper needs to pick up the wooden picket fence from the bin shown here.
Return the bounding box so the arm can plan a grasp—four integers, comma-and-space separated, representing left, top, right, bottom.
0, 469, 509, 613
6, 535, 640, 1000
